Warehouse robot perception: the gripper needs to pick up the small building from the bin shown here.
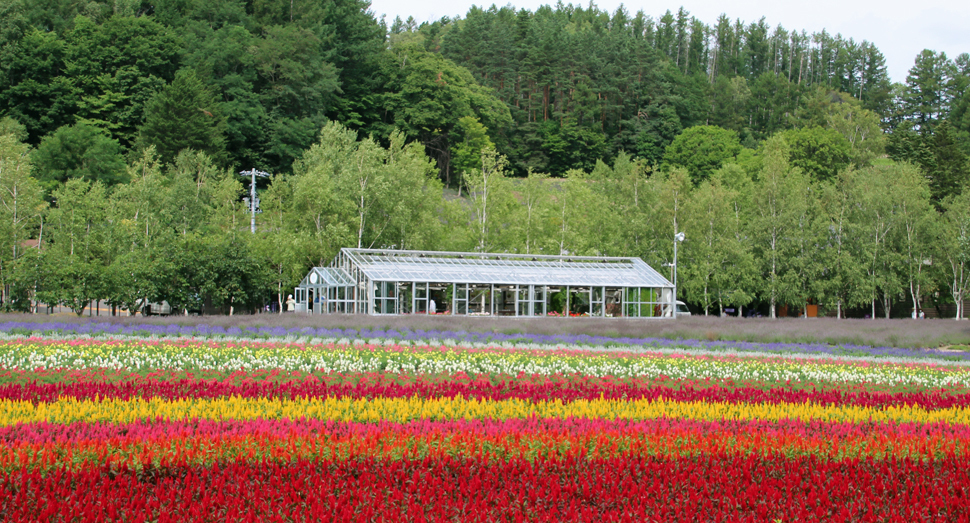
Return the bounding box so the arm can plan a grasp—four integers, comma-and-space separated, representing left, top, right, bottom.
294, 248, 675, 318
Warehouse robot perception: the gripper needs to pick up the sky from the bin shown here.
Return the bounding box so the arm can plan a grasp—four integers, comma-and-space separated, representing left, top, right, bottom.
368, 0, 970, 84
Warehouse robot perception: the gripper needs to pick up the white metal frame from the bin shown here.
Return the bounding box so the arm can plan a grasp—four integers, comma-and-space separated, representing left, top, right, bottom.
295, 248, 675, 318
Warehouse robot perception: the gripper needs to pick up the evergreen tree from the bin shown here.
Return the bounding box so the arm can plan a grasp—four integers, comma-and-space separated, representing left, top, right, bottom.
904, 49, 955, 132
138, 69, 227, 164
926, 121, 969, 202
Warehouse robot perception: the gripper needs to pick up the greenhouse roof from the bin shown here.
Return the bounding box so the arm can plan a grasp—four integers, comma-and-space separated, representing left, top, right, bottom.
335, 248, 673, 288
299, 267, 355, 287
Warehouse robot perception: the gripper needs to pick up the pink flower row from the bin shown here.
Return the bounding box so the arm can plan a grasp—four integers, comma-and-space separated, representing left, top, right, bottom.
4, 416, 969, 446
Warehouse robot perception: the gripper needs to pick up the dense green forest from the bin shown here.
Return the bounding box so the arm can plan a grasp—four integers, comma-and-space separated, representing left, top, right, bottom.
1, 0, 969, 318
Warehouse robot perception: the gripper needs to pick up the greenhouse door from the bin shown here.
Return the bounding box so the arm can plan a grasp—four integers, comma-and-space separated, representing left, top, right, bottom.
531, 286, 546, 316
412, 283, 429, 314
590, 287, 606, 317
452, 284, 469, 315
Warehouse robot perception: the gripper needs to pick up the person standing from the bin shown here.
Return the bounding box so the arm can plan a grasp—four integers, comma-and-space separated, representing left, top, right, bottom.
286, 294, 296, 312
429, 298, 436, 314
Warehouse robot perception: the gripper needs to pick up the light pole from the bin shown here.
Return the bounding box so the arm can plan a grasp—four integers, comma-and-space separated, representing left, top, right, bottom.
239, 169, 270, 233
673, 231, 685, 318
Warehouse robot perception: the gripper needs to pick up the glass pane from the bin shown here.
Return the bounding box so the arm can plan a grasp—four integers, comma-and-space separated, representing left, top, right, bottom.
516, 286, 528, 316
591, 287, 604, 317
413, 283, 428, 314
468, 287, 486, 314
398, 283, 411, 313
606, 288, 622, 317
532, 285, 544, 316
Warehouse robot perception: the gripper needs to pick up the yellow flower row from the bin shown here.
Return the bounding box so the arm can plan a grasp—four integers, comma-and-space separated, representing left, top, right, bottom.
4, 395, 970, 426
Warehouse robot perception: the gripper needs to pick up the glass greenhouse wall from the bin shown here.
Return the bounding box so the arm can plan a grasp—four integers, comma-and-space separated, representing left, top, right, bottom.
295, 248, 676, 318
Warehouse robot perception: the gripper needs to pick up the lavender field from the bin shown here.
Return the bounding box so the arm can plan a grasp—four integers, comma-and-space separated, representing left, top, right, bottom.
2, 313, 969, 357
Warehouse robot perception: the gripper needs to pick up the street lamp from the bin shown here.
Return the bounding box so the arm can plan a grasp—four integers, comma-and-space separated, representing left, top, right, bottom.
673, 231, 685, 318
239, 169, 270, 233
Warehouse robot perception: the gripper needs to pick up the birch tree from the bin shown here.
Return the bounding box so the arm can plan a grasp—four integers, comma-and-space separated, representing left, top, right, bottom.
102, 148, 166, 315
467, 147, 516, 252
518, 169, 552, 254
40, 179, 109, 315
751, 136, 807, 318
939, 189, 970, 319
255, 173, 301, 314
611, 156, 653, 258
817, 171, 864, 318
643, 169, 692, 273
0, 123, 46, 311
849, 165, 904, 318
290, 123, 354, 266
682, 177, 735, 314
710, 164, 757, 316
787, 173, 825, 318
366, 130, 440, 251
347, 138, 384, 249
891, 163, 936, 318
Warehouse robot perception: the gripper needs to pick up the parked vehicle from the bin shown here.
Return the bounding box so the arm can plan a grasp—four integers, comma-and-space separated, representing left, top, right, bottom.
661, 300, 692, 317
134, 299, 172, 316
674, 301, 691, 317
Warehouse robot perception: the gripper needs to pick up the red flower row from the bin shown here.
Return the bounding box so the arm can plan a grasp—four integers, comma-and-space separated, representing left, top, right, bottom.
4, 418, 969, 470
5, 373, 968, 410
3, 455, 968, 522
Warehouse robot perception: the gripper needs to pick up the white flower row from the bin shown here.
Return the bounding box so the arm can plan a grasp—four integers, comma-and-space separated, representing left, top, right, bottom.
1, 340, 968, 388
2, 331, 968, 368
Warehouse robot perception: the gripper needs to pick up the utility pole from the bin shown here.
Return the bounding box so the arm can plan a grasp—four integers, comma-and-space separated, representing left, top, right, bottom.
673, 231, 685, 318
239, 169, 270, 234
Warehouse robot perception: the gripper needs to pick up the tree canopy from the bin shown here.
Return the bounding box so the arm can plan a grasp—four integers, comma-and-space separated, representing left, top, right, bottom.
0, 0, 969, 319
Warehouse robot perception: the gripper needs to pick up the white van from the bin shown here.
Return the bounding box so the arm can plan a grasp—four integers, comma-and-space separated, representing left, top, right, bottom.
134, 299, 172, 315
674, 301, 691, 316
660, 300, 691, 317
658, 289, 691, 317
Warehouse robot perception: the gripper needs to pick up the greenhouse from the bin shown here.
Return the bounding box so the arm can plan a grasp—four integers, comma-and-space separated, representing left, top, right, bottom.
294, 248, 676, 318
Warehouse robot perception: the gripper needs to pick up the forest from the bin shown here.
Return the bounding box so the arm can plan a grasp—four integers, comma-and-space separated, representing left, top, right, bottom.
0, 0, 969, 318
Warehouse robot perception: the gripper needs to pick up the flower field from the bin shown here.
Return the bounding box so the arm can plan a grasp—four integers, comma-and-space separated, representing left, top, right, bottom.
2, 333, 970, 521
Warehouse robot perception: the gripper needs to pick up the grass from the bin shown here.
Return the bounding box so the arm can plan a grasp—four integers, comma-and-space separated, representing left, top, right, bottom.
3, 312, 970, 349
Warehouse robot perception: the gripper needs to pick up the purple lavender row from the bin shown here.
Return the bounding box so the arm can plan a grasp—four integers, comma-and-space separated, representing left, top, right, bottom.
1, 319, 966, 361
